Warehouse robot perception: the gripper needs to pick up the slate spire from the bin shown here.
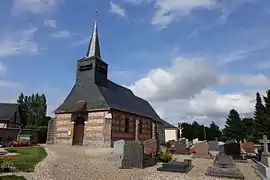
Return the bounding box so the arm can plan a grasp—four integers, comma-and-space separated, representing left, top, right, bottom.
86, 21, 101, 58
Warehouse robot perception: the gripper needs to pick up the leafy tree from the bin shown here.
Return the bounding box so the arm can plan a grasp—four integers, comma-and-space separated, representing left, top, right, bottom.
17, 92, 51, 128
223, 109, 244, 142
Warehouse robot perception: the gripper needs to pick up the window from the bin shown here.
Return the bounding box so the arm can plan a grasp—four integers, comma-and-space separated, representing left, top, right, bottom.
124, 117, 129, 133
96, 65, 107, 75
139, 120, 143, 134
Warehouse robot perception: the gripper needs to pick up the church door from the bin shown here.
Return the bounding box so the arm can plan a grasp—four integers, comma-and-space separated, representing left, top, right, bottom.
73, 117, 85, 145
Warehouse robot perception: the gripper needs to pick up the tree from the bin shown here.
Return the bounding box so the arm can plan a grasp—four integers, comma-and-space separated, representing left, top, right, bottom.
17, 92, 50, 128
223, 109, 244, 142
242, 118, 256, 142
254, 92, 267, 137
207, 121, 222, 141
263, 90, 270, 137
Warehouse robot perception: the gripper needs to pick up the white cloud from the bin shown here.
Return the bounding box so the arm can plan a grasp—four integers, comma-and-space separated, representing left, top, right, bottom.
124, 0, 255, 28
44, 20, 57, 28
50, 30, 72, 39
110, 2, 126, 17
0, 27, 39, 58
12, 0, 62, 15
127, 56, 269, 126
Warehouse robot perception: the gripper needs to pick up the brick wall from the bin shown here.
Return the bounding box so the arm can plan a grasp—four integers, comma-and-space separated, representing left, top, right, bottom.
83, 111, 108, 147
54, 113, 73, 145
111, 111, 153, 144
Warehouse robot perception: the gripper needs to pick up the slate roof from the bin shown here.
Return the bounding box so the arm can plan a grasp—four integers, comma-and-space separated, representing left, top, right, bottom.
161, 119, 177, 129
54, 80, 161, 122
0, 103, 20, 121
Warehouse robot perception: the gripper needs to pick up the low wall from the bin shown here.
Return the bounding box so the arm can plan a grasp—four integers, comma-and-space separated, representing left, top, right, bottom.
0, 128, 47, 144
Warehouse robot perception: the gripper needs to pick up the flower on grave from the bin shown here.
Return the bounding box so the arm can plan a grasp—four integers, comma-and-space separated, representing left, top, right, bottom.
147, 149, 156, 157
7, 155, 12, 160
0, 156, 14, 169
184, 147, 190, 151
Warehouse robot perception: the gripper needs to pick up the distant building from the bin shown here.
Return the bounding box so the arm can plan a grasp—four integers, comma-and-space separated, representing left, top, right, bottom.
161, 119, 178, 142
47, 21, 165, 147
0, 103, 22, 128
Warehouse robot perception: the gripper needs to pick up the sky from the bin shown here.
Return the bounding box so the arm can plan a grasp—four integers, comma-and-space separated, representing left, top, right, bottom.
0, 0, 270, 127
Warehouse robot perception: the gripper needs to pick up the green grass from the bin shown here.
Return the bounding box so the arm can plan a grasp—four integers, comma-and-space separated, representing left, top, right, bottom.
4, 146, 47, 172
0, 175, 26, 180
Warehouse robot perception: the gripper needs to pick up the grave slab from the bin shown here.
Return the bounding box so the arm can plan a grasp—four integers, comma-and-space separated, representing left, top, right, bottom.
157, 159, 193, 173
205, 154, 245, 179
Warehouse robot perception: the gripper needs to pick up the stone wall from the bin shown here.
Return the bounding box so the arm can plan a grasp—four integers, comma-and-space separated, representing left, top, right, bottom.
54, 113, 73, 145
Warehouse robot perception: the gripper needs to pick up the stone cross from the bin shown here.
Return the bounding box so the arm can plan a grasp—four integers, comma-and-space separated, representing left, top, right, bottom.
262, 135, 270, 156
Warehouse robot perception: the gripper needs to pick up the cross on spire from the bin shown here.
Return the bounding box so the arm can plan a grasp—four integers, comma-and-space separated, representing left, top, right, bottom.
86, 20, 101, 59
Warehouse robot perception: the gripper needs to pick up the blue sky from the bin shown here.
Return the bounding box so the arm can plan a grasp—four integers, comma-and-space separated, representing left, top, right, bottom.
0, 0, 270, 127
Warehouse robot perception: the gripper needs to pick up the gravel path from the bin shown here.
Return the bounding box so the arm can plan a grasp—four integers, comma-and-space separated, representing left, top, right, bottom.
2, 145, 260, 180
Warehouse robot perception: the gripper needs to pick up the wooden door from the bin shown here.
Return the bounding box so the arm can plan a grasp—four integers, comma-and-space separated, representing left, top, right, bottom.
72, 117, 85, 145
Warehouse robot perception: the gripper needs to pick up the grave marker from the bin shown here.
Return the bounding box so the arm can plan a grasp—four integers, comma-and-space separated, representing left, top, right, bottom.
193, 141, 211, 159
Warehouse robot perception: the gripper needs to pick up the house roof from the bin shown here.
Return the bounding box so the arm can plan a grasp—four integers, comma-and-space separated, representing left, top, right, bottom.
161, 119, 177, 129
0, 103, 20, 121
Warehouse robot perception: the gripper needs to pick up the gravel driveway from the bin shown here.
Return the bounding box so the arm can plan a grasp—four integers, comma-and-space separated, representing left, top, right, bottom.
13, 144, 260, 180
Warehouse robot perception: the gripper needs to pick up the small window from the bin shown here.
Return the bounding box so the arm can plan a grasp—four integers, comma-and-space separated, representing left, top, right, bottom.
96, 65, 107, 74
139, 120, 143, 134
124, 118, 129, 133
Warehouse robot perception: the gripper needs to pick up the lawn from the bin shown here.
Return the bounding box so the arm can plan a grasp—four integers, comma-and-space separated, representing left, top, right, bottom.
4, 146, 47, 172
0, 175, 26, 180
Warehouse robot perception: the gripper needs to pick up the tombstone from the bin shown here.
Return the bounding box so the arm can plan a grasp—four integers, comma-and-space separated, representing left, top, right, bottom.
113, 140, 144, 169
192, 141, 211, 159
225, 139, 237, 144
174, 141, 187, 155
254, 135, 270, 179
157, 159, 193, 173
219, 145, 225, 155
241, 142, 255, 154
224, 143, 246, 162
206, 154, 244, 179
208, 140, 219, 151
143, 139, 157, 154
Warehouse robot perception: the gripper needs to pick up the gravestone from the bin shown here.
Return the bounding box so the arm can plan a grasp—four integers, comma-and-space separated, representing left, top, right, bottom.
157, 159, 193, 173
254, 135, 270, 179
241, 142, 255, 154
226, 139, 236, 144
143, 139, 157, 154
219, 145, 225, 155
205, 154, 245, 179
113, 140, 144, 169
224, 143, 246, 162
208, 141, 219, 151
175, 141, 187, 154
193, 141, 211, 159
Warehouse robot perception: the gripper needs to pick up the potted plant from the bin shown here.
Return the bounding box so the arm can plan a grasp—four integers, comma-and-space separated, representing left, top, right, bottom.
159, 151, 172, 163
1, 156, 14, 172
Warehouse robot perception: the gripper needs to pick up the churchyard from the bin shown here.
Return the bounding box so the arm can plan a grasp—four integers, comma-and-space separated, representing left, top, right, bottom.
0, 137, 266, 180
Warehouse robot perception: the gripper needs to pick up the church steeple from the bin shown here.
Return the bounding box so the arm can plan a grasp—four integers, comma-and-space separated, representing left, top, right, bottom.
86, 21, 101, 58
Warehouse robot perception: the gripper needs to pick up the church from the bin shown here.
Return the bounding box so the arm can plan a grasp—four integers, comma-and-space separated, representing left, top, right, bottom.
46, 22, 165, 147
